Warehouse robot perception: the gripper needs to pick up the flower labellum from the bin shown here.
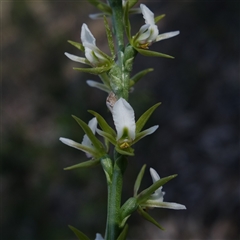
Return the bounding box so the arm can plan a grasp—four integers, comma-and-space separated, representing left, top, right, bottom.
112, 98, 136, 148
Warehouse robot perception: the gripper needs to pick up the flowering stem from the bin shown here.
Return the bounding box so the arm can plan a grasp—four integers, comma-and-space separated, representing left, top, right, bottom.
108, 0, 129, 100
105, 151, 128, 240
108, 0, 124, 56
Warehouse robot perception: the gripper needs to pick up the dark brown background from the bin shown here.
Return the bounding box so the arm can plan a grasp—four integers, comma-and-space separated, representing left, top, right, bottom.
2, 0, 239, 239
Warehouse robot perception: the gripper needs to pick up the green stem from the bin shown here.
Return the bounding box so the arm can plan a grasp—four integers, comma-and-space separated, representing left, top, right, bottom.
108, 0, 128, 100
105, 152, 128, 240
108, 0, 124, 56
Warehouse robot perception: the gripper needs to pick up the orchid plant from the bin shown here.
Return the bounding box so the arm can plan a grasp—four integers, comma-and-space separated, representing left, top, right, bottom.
60, 0, 185, 239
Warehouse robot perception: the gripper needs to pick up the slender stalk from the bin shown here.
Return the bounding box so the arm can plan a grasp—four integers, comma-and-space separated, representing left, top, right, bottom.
104, 2, 129, 238
105, 152, 128, 240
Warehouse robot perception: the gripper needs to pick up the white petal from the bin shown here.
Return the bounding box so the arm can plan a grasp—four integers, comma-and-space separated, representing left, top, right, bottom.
156, 31, 180, 42
150, 167, 160, 182
95, 233, 104, 240
88, 117, 98, 133
138, 24, 149, 35
81, 23, 96, 47
64, 52, 87, 64
148, 25, 159, 42
112, 98, 136, 141
84, 48, 98, 66
59, 137, 86, 151
149, 167, 164, 200
84, 45, 106, 66
86, 80, 110, 92
82, 117, 98, 148
89, 13, 105, 19
140, 4, 155, 26
59, 137, 94, 158
137, 27, 151, 42
59, 137, 76, 147
141, 125, 159, 137
143, 200, 186, 210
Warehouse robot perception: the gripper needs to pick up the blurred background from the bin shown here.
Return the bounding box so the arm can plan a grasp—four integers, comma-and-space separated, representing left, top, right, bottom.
2, 0, 239, 239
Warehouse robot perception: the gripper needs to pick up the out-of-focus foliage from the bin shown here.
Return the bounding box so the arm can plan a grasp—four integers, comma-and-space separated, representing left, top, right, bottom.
2, 1, 239, 239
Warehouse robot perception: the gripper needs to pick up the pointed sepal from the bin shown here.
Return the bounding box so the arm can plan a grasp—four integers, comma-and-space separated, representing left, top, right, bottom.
87, 0, 112, 14
88, 110, 116, 137
137, 174, 177, 205
67, 40, 84, 52
134, 125, 159, 144
136, 48, 174, 59
72, 115, 105, 155
68, 225, 90, 240
64, 158, 100, 170
117, 224, 129, 240
154, 14, 165, 24
96, 128, 117, 147
134, 164, 146, 196
129, 68, 154, 87
123, 1, 131, 41
136, 102, 161, 133
137, 207, 164, 230
73, 66, 111, 75
104, 15, 115, 59
128, 0, 139, 8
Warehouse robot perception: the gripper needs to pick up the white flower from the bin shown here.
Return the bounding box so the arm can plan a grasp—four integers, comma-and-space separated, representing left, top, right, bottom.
112, 98, 158, 149
112, 98, 136, 143
81, 24, 107, 66
81, 117, 98, 157
59, 117, 98, 158
142, 168, 186, 210
65, 24, 111, 67
134, 4, 179, 49
95, 233, 104, 240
